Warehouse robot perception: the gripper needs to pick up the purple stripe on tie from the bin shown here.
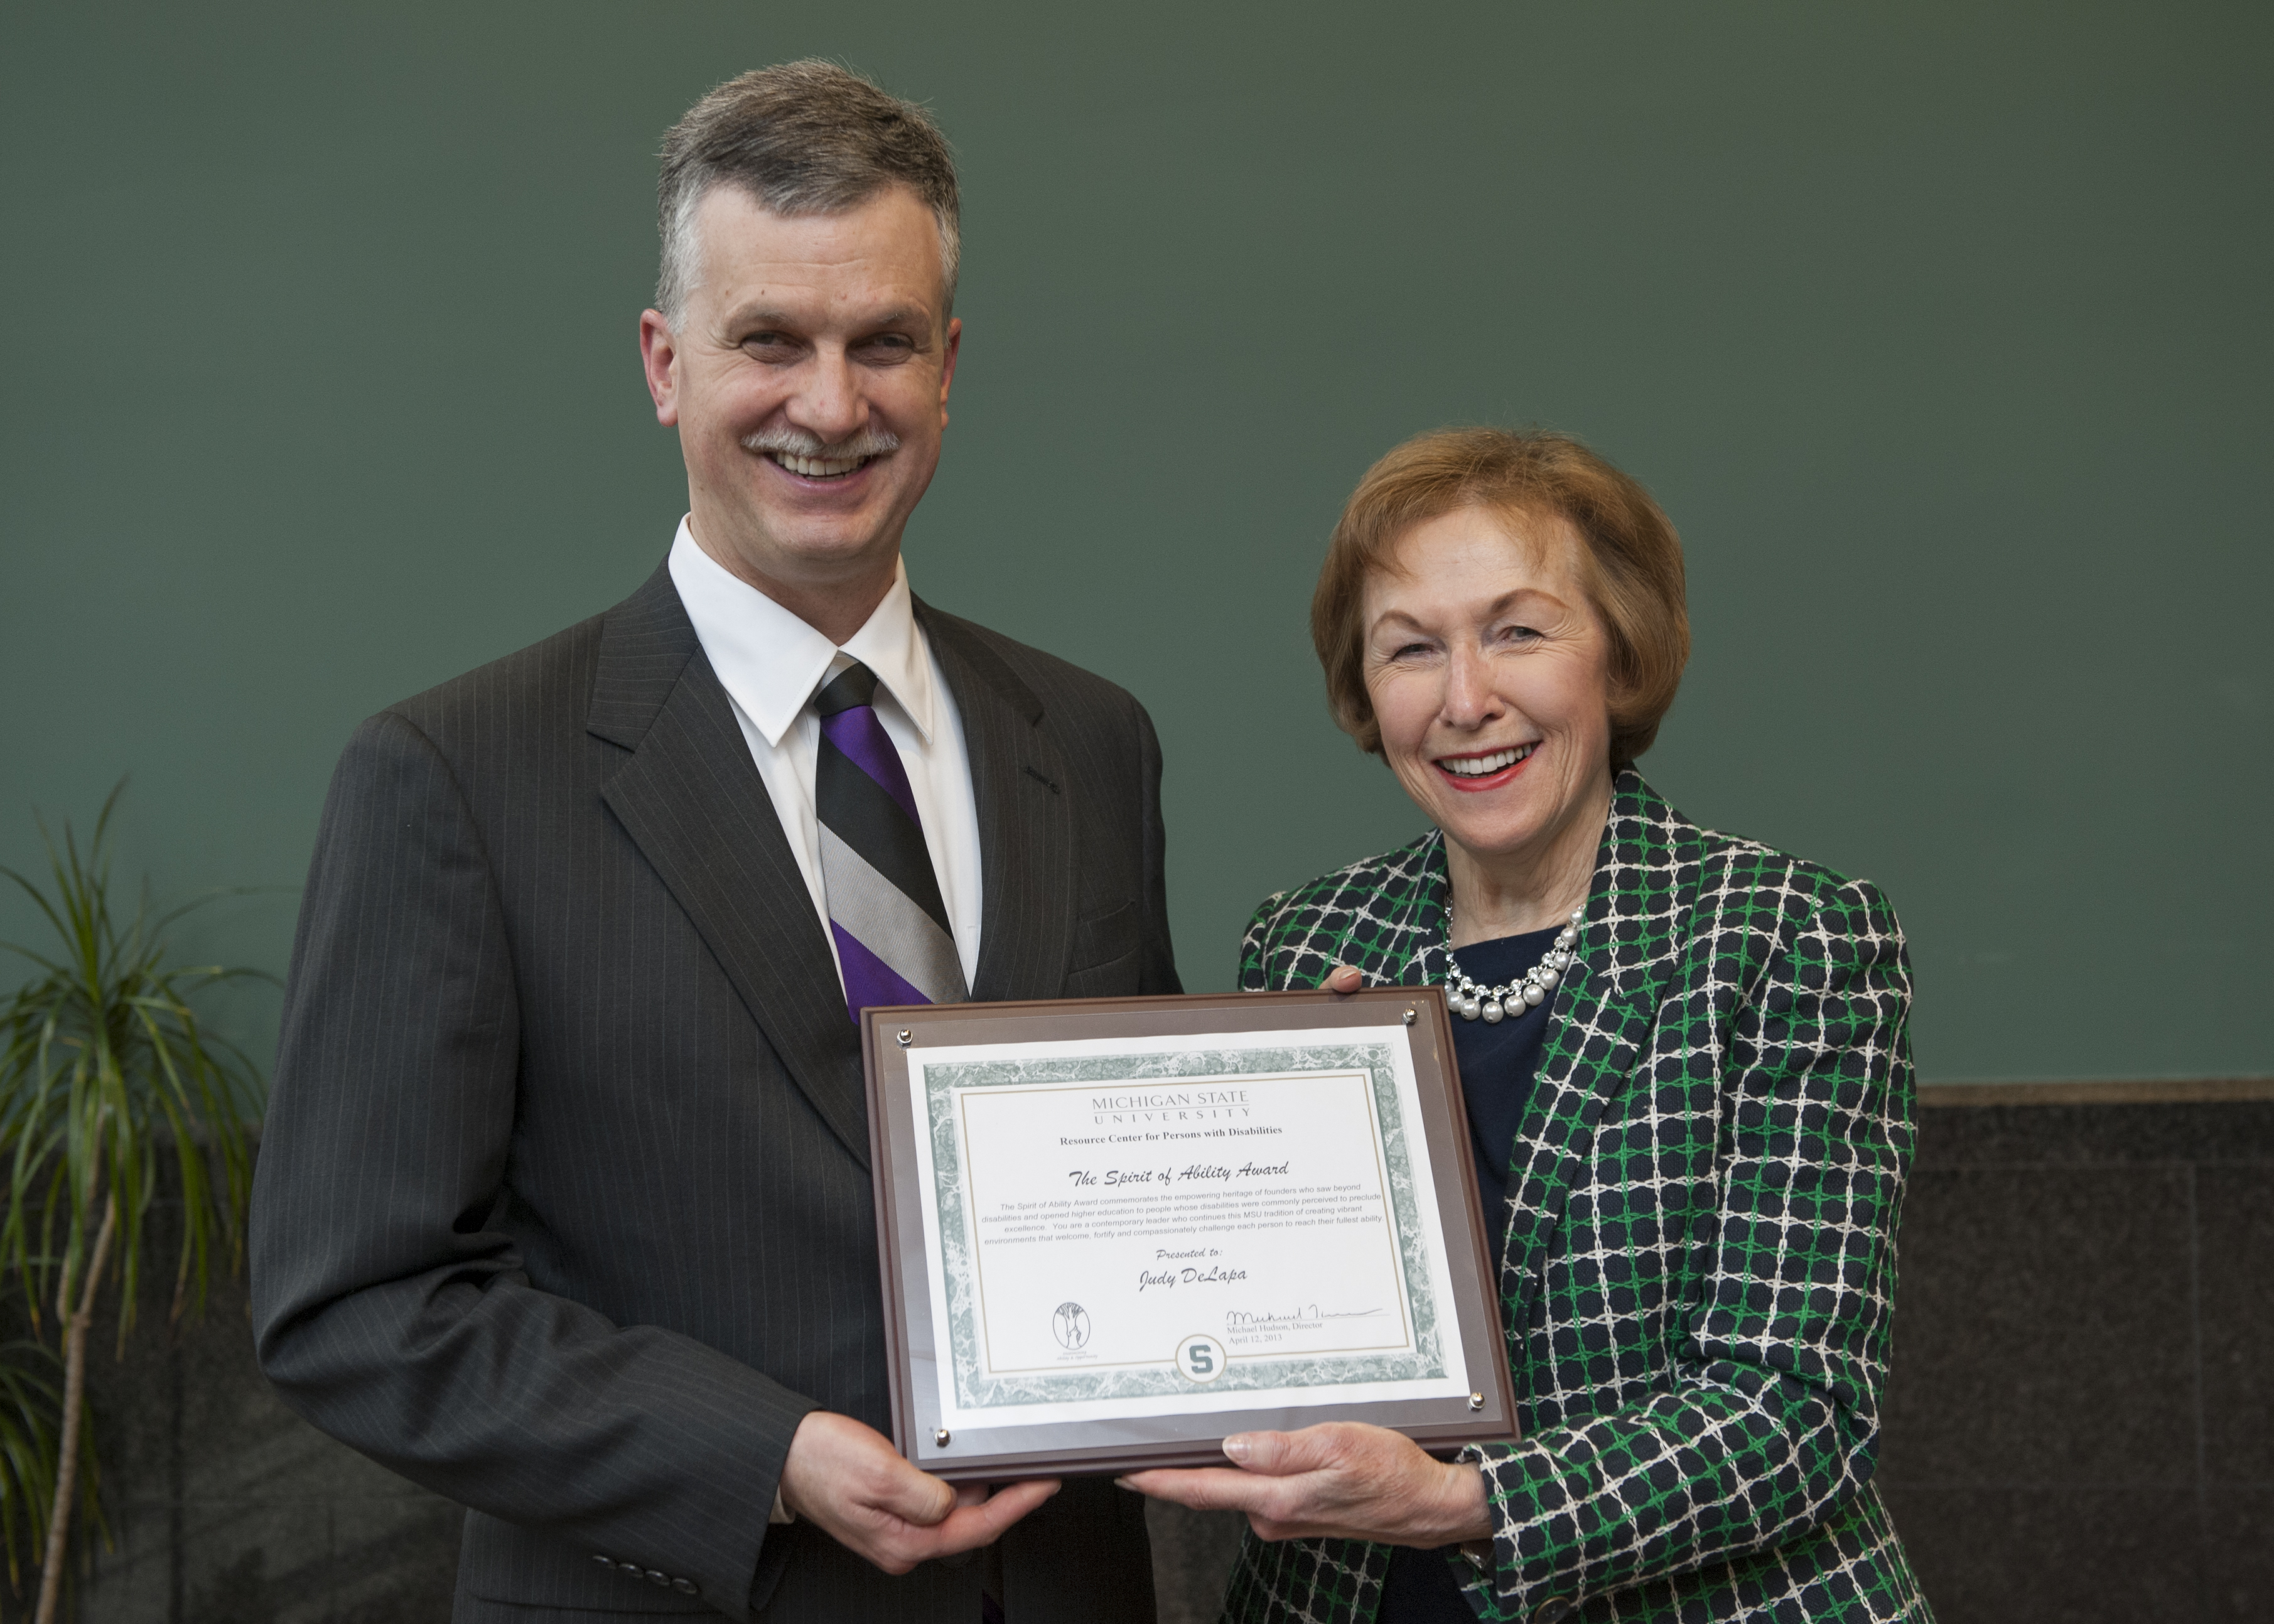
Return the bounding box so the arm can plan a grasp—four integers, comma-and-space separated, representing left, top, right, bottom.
817, 704, 921, 826
833, 921, 932, 1021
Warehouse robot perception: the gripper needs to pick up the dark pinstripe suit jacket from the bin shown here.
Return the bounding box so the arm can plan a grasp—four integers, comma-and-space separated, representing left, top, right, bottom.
249, 562, 1179, 1623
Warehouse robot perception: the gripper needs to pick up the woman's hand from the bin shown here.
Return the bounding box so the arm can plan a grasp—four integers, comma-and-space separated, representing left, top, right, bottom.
1140, 974, 1490, 1546
1120, 1422, 1490, 1546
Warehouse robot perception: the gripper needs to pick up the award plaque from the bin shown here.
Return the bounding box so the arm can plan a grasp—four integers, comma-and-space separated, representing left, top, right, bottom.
860, 987, 1520, 1481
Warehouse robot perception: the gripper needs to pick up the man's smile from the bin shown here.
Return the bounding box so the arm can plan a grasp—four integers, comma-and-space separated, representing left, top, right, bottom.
761, 448, 885, 480
741, 423, 902, 486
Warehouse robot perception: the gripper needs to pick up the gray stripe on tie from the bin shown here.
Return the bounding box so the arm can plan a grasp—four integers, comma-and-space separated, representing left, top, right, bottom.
819, 824, 967, 1004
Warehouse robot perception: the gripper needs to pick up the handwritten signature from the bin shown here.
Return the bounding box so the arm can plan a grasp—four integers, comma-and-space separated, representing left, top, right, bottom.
1224, 1304, 1385, 1328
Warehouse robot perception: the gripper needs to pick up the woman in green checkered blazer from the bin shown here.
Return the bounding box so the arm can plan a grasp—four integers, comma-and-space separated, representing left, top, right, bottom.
1128, 429, 1931, 1623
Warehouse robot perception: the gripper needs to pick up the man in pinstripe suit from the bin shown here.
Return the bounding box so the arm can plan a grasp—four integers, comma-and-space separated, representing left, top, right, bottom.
251, 63, 1176, 1623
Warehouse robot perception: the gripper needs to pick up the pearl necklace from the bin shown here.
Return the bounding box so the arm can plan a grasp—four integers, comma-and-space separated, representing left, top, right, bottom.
1441, 906, 1585, 1023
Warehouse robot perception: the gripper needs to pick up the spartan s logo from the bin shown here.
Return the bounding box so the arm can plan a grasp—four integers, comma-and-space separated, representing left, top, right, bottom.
1052, 1302, 1091, 1350
1174, 1333, 1228, 1383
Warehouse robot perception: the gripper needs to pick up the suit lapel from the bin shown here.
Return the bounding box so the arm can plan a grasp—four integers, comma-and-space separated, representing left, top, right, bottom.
1496, 773, 1693, 1363
590, 564, 871, 1167
916, 602, 1075, 1004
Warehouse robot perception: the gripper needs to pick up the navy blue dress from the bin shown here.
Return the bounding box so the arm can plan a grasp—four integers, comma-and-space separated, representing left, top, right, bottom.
1380, 925, 1560, 1622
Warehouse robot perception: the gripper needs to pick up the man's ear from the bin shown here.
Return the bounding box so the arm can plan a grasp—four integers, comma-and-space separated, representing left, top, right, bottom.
639, 309, 681, 426
937, 316, 962, 424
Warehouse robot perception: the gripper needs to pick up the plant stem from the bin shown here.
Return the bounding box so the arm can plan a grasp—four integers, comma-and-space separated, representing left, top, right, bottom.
35, 1195, 114, 1624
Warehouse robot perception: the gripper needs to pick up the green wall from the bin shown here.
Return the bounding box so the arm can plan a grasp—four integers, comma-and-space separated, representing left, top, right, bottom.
4, 2, 2268, 1082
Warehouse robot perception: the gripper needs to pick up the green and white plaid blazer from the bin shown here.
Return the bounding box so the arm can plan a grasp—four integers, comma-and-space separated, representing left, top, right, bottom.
1222, 772, 1932, 1624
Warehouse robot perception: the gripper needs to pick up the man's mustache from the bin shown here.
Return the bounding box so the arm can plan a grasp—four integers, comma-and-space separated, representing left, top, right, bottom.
740, 425, 902, 460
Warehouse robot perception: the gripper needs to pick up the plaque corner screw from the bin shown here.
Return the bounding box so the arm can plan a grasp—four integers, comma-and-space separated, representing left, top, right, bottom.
897, 1029, 915, 1048
934, 1428, 951, 1446
1402, 1006, 1418, 1026
1468, 1392, 1485, 1411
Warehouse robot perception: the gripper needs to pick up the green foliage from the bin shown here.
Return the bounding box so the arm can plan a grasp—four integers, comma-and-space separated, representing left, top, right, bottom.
0, 783, 267, 1338
0, 782, 267, 1611
0, 1336, 89, 1599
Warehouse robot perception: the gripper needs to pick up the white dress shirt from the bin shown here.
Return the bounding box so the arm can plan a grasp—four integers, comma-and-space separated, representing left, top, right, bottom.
668, 519, 984, 992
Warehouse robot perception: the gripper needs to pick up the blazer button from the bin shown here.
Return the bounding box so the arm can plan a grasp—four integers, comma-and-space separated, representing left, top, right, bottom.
672, 1578, 701, 1595
1533, 1597, 1577, 1623
591, 1555, 615, 1569
645, 1568, 670, 1586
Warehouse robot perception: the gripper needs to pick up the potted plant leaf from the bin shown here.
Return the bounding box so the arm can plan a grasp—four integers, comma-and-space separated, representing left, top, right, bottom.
0, 1325, 77, 1608
0, 785, 267, 1623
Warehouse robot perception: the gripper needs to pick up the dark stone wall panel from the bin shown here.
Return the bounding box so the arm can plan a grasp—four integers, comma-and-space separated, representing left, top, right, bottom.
2202, 1488, 2274, 1622
72, 1244, 463, 1624
1146, 1502, 1244, 1624
1878, 1097, 2274, 1624
1876, 1485, 2206, 1624
2196, 1165, 2274, 1487
1881, 1164, 2198, 1486
1915, 1100, 2274, 1168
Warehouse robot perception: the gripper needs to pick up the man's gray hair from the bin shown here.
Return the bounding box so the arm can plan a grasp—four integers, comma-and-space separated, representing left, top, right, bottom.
655, 61, 961, 325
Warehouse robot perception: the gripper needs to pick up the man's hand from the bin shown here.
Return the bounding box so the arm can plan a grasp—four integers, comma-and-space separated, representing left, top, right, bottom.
779, 1411, 1059, 1575
1120, 1422, 1489, 1546
1322, 965, 1363, 994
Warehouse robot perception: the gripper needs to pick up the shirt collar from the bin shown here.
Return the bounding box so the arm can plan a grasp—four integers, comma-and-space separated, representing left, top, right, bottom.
667, 518, 937, 748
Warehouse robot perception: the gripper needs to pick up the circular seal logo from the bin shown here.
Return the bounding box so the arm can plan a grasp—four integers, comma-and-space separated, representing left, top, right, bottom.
1051, 1302, 1091, 1350
1174, 1333, 1227, 1384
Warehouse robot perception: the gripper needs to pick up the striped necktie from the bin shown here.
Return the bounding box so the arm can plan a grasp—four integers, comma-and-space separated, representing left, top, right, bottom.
812, 660, 969, 1021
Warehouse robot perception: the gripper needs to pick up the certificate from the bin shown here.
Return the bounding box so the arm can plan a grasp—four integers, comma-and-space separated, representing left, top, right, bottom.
861, 989, 1519, 1480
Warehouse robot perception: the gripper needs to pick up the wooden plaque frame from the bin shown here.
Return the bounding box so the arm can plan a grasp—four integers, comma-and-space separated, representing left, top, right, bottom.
860, 986, 1519, 1481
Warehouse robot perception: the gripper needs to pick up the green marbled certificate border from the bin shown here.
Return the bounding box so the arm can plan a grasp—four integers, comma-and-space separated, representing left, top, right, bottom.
920, 1042, 1449, 1410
